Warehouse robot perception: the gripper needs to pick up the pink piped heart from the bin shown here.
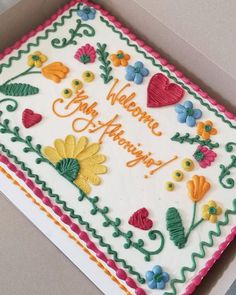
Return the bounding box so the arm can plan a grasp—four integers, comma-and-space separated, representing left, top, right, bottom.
128, 208, 153, 230
22, 108, 42, 128
147, 73, 184, 107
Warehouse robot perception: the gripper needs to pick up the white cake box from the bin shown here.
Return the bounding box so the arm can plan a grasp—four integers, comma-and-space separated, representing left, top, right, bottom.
0, 1, 235, 295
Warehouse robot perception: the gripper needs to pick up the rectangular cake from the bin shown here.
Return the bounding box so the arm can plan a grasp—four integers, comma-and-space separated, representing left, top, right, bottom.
0, 1, 235, 294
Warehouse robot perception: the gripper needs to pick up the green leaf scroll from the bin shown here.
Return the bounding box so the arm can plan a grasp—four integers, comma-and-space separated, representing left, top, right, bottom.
96, 42, 113, 84
0, 83, 39, 97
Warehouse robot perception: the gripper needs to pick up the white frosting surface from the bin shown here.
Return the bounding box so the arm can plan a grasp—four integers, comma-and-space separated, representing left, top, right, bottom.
0, 3, 235, 294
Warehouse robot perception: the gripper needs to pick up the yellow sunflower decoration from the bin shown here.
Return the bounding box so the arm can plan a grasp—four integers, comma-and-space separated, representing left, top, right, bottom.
42, 135, 107, 194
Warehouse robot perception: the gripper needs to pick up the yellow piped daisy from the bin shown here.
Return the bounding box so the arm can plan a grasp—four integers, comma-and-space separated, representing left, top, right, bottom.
201, 200, 222, 223
42, 135, 107, 194
27, 51, 47, 68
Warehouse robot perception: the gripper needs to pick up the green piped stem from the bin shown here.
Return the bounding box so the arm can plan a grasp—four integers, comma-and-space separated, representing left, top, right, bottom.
0, 118, 49, 165
219, 155, 236, 189
2, 66, 40, 86
96, 42, 113, 84
225, 142, 236, 153
171, 132, 219, 149
184, 202, 204, 243
0, 99, 18, 112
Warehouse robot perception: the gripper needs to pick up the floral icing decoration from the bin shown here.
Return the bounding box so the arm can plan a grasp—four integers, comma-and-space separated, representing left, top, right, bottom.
110, 50, 130, 67
42, 135, 107, 194
187, 175, 211, 202
41, 62, 69, 83
175, 101, 202, 127
128, 208, 153, 230
74, 44, 96, 64
82, 70, 95, 82
197, 120, 217, 140
202, 200, 222, 223
61, 88, 73, 99
27, 51, 47, 68
77, 5, 96, 21
193, 145, 217, 168
145, 265, 170, 289
125, 61, 149, 85
22, 109, 42, 128
165, 181, 174, 191
181, 158, 194, 171
71, 79, 83, 90
166, 175, 211, 248
172, 170, 184, 182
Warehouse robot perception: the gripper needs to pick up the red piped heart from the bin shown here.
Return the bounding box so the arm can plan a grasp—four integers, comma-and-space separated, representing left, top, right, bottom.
147, 73, 184, 107
128, 208, 153, 230
22, 109, 42, 128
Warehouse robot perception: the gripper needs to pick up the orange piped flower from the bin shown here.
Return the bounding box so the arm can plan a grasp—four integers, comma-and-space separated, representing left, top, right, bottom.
187, 175, 210, 202
110, 50, 130, 67
196, 120, 217, 140
41, 62, 69, 83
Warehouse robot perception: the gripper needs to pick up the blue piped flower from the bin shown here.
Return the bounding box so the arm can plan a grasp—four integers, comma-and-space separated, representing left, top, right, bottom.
145, 265, 170, 290
77, 6, 96, 21
175, 100, 202, 127
125, 61, 149, 84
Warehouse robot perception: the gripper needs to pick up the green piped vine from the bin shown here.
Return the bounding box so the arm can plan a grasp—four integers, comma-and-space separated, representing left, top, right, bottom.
0, 142, 145, 284
219, 155, 236, 189
0, 99, 18, 112
99, 16, 236, 130
171, 132, 219, 149
225, 142, 236, 153
51, 4, 95, 49
79, 194, 164, 261
96, 43, 113, 84
164, 198, 236, 295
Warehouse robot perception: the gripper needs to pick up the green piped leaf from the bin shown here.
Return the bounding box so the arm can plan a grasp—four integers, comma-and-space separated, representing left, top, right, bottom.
0, 83, 39, 96
166, 207, 186, 249
55, 158, 80, 182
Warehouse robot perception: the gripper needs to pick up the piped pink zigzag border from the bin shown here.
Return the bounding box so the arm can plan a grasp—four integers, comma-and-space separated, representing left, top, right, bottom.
0, 0, 235, 294
0, 153, 146, 295
0, 0, 235, 122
